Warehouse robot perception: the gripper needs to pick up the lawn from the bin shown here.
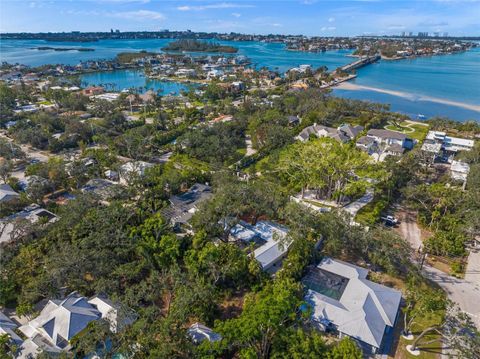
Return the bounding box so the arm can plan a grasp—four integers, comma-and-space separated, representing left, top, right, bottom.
394, 310, 444, 359
384, 121, 430, 142
367, 272, 445, 359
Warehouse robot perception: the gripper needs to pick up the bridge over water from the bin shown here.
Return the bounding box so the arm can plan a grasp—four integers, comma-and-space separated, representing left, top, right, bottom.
338, 55, 381, 73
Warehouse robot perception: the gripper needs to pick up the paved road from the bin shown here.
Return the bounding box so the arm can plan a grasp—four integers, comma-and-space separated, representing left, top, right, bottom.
422, 264, 480, 329
395, 209, 480, 329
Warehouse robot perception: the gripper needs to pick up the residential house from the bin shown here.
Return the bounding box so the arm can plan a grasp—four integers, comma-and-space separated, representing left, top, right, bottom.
0, 183, 20, 203
356, 129, 412, 160
287, 115, 301, 126
296, 123, 363, 143
423, 131, 474, 162
450, 160, 470, 182
162, 183, 212, 231
0, 204, 58, 244
82, 86, 104, 97
17, 292, 134, 358
337, 124, 363, 139
187, 323, 222, 344
355, 135, 377, 153
175, 68, 196, 78
81, 178, 119, 200
229, 220, 290, 273
207, 69, 224, 79
104, 169, 119, 182
304, 258, 401, 355
119, 161, 154, 184
366, 129, 408, 148
0, 312, 23, 347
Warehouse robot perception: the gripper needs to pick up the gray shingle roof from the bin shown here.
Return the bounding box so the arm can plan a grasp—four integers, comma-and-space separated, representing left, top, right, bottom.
367, 129, 407, 141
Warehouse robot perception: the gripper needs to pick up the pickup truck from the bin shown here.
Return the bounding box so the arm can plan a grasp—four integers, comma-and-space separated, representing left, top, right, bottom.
381, 215, 398, 226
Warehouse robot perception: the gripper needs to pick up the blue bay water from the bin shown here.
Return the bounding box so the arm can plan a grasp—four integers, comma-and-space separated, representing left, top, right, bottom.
1, 38, 479, 121
0, 39, 353, 72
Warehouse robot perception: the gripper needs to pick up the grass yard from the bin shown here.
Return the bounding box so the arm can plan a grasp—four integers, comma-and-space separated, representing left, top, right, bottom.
385, 121, 430, 142
394, 310, 444, 359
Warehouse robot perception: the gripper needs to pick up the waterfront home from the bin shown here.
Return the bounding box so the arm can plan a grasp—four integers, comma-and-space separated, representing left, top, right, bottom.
356, 129, 412, 160
92, 92, 120, 102
0, 183, 20, 203
424, 131, 474, 161
0, 204, 58, 244
162, 183, 212, 232
188, 323, 222, 344
17, 292, 135, 358
82, 86, 104, 97
366, 129, 408, 148
229, 220, 290, 273
304, 258, 401, 355
450, 160, 470, 182
174, 68, 196, 78
207, 69, 224, 79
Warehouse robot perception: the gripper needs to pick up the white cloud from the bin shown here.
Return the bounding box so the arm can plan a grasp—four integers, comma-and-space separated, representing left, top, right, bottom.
177, 2, 255, 11
328, 17, 335, 22
321, 26, 336, 31
109, 10, 165, 20
231, 12, 241, 18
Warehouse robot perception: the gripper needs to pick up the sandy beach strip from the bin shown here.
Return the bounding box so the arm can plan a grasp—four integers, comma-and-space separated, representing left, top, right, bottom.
335, 82, 480, 113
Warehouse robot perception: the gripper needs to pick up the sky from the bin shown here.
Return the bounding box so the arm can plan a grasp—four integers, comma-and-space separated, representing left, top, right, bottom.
0, 0, 479, 36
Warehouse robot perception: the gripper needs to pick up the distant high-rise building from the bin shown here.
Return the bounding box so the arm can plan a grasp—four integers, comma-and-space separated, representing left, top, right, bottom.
443, 32, 449, 37
111, 29, 114, 33
115, 29, 120, 33
434, 32, 440, 37
401, 31, 406, 37
408, 32, 413, 36
418, 32, 429, 37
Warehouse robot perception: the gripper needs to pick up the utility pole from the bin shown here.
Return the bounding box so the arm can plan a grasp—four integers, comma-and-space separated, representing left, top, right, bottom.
419, 248, 427, 270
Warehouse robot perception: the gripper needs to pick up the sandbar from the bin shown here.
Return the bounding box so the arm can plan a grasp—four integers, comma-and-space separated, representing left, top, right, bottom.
335, 82, 480, 113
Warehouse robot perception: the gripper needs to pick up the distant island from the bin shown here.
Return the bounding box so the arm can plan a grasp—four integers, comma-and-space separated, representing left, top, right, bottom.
162, 39, 238, 53
115, 50, 158, 64
32, 46, 94, 52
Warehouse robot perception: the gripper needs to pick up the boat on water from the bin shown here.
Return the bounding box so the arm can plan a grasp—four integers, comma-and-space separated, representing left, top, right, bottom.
417, 114, 426, 120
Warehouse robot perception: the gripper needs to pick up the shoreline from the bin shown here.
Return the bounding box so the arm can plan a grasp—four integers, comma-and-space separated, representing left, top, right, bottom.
335, 82, 480, 113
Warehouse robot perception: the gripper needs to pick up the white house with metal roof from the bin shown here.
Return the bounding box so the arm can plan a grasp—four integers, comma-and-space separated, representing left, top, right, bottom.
229, 221, 290, 273
0, 183, 20, 203
187, 323, 222, 344
17, 292, 134, 358
304, 258, 401, 355
425, 131, 474, 155
0, 312, 23, 347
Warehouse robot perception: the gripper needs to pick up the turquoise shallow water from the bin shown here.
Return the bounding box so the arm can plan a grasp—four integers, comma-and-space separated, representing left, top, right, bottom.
80, 69, 193, 95
1, 38, 479, 121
